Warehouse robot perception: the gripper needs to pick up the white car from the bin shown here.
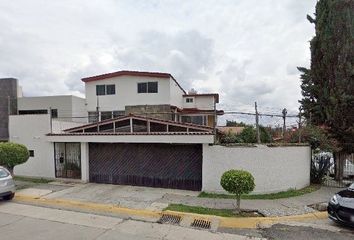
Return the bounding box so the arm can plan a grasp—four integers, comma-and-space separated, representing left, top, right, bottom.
0, 166, 15, 200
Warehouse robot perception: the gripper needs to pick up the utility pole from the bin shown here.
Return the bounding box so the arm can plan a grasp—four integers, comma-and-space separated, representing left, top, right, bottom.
255, 102, 260, 144
282, 108, 287, 139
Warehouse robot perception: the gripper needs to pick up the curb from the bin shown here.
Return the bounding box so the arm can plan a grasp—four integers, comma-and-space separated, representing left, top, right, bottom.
14, 194, 328, 229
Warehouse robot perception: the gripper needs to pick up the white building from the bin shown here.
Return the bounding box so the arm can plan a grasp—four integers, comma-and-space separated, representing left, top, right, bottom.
8, 70, 310, 193
83, 71, 223, 127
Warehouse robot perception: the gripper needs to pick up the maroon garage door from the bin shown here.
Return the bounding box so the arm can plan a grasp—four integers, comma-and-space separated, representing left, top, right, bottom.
89, 143, 202, 191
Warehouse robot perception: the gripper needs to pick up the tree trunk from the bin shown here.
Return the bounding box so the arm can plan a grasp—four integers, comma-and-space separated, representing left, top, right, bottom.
334, 152, 345, 181
7, 166, 14, 176
235, 196, 241, 214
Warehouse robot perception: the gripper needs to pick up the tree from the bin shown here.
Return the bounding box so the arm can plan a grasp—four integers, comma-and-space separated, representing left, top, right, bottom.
226, 120, 247, 127
0, 142, 29, 174
299, 0, 354, 180
220, 169, 255, 213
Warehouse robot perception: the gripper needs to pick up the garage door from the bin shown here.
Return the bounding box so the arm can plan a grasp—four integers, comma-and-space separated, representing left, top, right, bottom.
89, 143, 202, 191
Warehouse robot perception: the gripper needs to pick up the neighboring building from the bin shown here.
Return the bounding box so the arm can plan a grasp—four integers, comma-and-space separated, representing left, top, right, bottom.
0, 78, 21, 141
18, 95, 86, 123
82, 70, 223, 127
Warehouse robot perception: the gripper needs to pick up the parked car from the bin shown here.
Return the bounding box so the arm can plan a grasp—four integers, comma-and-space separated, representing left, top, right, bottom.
328, 182, 354, 227
0, 166, 16, 200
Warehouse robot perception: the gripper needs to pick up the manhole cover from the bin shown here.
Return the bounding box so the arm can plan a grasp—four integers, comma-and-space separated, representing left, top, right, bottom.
191, 219, 211, 229
158, 214, 182, 225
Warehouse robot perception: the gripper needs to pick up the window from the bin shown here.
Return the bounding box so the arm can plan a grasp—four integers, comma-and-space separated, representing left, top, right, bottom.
137, 82, 147, 93
186, 98, 194, 103
51, 109, 58, 118
106, 85, 115, 95
0, 168, 10, 178
181, 115, 206, 125
19, 109, 48, 115
88, 112, 98, 123
101, 111, 112, 121
147, 82, 158, 93
29, 150, 34, 157
96, 85, 105, 95
137, 82, 158, 93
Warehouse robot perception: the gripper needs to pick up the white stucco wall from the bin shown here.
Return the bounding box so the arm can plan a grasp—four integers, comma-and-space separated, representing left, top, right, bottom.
9, 114, 55, 178
18, 95, 86, 122
202, 144, 311, 194
85, 76, 172, 112
169, 78, 184, 108
182, 95, 215, 110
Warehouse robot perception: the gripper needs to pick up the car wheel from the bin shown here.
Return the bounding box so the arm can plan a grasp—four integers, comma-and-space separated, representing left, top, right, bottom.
3, 193, 15, 200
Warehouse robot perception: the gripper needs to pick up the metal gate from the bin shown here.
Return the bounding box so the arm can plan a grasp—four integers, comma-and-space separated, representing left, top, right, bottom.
89, 143, 202, 191
54, 142, 81, 179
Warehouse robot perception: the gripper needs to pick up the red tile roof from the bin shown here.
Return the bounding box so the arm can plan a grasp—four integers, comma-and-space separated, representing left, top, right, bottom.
81, 70, 186, 94
180, 108, 224, 115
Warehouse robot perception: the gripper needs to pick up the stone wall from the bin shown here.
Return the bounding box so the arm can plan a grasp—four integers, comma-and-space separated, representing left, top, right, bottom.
125, 104, 174, 121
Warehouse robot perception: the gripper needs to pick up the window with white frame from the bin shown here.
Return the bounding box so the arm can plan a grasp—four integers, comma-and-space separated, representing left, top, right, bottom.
185, 97, 194, 103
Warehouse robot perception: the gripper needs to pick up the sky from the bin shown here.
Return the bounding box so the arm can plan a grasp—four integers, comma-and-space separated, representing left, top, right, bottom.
0, 0, 316, 126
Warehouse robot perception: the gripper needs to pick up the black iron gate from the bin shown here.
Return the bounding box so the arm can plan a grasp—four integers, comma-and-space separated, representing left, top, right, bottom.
89, 143, 202, 191
54, 142, 81, 179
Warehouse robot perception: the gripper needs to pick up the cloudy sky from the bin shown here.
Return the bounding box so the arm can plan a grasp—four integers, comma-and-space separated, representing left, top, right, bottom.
0, 0, 316, 126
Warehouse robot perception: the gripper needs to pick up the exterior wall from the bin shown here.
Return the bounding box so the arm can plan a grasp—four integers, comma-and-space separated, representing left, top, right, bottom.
9, 114, 55, 178
85, 76, 171, 112
125, 104, 173, 120
169, 78, 184, 108
0, 78, 18, 141
18, 95, 86, 122
202, 144, 311, 194
183, 95, 215, 110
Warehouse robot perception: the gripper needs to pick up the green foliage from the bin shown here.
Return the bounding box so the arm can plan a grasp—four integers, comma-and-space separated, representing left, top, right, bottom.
0, 142, 29, 173
220, 169, 255, 196
226, 120, 247, 127
286, 125, 339, 152
220, 125, 273, 144
64, 162, 80, 171
310, 153, 333, 184
299, 0, 354, 154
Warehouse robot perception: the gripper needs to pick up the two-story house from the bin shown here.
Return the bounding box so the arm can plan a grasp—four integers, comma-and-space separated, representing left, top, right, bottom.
9, 70, 223, 191
82, 70, 223, 127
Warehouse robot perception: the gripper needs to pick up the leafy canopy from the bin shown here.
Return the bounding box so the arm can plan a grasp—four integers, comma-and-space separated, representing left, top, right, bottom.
220, 169, 255, 196
0, 142, 29, 171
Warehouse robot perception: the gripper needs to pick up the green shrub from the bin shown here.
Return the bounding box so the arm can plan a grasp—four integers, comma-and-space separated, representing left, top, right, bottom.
220, 169, 255, 213
0, 142, 30, 174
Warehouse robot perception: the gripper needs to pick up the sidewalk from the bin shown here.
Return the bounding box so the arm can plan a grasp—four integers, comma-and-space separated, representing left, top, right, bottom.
14, 182, 340, 217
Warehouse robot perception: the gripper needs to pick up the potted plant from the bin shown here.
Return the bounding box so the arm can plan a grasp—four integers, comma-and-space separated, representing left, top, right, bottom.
64, 162, 80, 178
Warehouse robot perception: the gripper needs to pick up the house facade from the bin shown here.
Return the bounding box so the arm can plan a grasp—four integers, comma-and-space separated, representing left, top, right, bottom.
83, 71, 222, 127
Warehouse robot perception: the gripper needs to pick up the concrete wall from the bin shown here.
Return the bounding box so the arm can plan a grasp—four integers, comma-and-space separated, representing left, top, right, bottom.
9, 114, 55, 178
0, 78, 18, 141
125, 104, 173, 120
202, 144, 311, 194
183, 95, 215, 110
85, 76, 172, 112
169, 78, 184, 108
18, 95, 86, 122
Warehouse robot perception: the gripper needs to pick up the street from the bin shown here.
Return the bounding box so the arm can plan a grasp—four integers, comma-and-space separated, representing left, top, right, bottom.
1, 201, 354, 240
0, 202, 258, 240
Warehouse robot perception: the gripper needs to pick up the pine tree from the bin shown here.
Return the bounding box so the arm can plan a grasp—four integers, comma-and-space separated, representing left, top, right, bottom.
299, 0, 354, 179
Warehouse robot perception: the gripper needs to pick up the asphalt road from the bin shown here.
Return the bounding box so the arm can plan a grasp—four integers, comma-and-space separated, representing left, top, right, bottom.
1, 201, 353, 240
0, 202, 259, 240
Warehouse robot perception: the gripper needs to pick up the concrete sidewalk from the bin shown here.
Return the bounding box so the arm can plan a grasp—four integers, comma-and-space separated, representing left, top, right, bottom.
14, 183, 340, 217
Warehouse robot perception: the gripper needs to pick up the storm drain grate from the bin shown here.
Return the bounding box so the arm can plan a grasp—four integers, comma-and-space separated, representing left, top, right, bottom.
158, 214, 182, 225
191, 219, 211, 229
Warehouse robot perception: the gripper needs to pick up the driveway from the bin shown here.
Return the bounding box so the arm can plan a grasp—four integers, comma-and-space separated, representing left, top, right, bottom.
41, 183, 199, 210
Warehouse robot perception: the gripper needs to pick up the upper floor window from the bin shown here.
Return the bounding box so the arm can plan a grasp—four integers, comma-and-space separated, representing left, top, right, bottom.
186, 98, 194, 103
96, 84, 115, 96
137, 82, 158, 93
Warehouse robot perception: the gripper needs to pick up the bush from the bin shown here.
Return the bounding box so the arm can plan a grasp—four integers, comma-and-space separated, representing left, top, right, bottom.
220, 169, 255, 213
311, 152, 333, 184
0, 142, 29, 174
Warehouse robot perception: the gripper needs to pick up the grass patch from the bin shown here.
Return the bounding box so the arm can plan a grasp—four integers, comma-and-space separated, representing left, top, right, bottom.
164, 204, 259, 217
14, 176, 53, 184
198, 185, 321, 200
